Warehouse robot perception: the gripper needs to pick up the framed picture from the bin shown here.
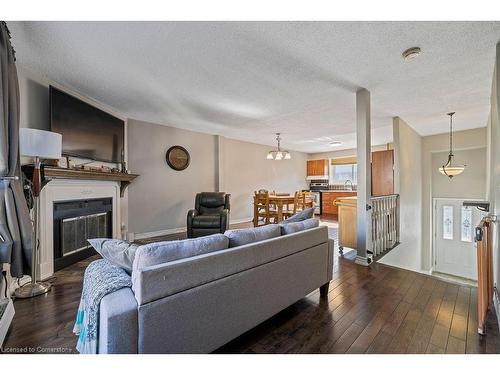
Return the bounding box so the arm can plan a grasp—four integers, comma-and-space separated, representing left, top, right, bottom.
165, 146, 190, 171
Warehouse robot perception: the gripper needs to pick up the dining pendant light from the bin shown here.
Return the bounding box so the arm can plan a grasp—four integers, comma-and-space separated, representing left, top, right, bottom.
266, 133, 291, 160
439, 112, 466, 178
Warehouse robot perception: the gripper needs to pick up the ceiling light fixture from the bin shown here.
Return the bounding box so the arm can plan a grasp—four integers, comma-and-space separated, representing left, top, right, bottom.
329, 141, 343, 147
402, 47, 421, 61
266, 133, 291, 160
439, 112, 466, 179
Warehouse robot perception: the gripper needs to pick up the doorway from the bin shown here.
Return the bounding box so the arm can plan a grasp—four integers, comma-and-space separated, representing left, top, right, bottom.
433, 198, 483, 280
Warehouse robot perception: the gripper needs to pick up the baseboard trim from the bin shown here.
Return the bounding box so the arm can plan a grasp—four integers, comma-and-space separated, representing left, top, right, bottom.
131, 217, 253, 241
355, 255, 372, 266
132, 227, 184, 241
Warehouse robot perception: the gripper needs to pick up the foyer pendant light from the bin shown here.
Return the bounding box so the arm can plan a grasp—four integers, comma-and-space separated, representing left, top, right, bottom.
439, 112, 466, 179
266, 133, 291, 160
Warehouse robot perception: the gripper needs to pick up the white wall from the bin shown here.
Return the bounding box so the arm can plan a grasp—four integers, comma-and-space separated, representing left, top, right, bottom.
127, 119, 217, 235
220, 137, 308, 221
381, 120, 488, 274
487, 44, 500, 299
378, 117, 423, 272
431, 148, 487, 199
127, 121, 309, 236
421, 128, 487, 271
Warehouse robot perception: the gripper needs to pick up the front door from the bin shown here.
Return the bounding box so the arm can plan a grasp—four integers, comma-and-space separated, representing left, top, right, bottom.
433, 198, 483, 280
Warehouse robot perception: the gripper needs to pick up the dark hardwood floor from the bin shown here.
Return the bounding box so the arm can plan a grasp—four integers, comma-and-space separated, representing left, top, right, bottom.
3, 242, 499, 354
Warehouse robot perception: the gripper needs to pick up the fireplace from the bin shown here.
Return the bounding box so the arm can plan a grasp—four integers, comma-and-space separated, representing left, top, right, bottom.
53, 197, 112, 271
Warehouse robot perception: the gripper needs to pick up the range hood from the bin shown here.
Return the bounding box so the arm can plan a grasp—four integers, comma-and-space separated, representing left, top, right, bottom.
306, 175, 329, 181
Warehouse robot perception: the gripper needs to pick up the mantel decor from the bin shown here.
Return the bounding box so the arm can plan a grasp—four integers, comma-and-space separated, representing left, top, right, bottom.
166, 145, 190, 171
21, 165, 139, 198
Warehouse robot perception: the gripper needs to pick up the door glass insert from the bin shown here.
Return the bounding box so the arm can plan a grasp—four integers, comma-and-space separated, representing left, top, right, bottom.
461, 206, 473, 242
442, 205, 453, 240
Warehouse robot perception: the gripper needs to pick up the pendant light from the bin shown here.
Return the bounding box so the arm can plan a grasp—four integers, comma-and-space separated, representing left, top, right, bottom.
439, 112, 466, 178
266, 133, 291, 160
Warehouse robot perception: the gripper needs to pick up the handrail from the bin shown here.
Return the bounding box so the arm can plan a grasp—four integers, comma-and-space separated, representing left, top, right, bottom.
371, 194, 400, 257
475, 217, 493, 335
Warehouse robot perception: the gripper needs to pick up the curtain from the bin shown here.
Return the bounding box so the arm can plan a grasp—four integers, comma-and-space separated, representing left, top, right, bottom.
0, 21, 33, 278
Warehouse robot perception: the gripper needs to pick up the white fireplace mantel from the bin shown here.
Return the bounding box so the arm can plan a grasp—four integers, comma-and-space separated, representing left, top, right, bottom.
38, 179, 121, 280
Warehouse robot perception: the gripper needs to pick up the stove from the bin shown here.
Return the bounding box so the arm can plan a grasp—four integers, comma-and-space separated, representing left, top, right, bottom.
309, 179, 329, 191
305, 179, 329, 214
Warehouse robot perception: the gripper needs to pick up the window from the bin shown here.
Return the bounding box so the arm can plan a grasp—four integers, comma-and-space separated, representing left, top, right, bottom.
461, 206, 473, 242
442, 205, 453, 240
331, 163, 357, 184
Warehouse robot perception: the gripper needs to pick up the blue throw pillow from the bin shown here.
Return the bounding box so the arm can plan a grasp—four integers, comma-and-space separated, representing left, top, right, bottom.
280, 218, 320, 235
280, 207, 315, 224
88, 238, 139, 274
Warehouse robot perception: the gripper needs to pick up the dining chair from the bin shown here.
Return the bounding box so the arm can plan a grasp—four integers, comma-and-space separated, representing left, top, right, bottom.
253, 191, 278, 227
303, 191, 314, 209
282, 191, 302, 219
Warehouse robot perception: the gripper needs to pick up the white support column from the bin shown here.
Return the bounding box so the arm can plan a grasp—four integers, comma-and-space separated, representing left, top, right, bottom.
355, 89, 372, 266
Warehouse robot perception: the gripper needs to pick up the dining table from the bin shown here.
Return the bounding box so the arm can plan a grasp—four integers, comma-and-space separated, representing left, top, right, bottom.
268, 194, 295, 222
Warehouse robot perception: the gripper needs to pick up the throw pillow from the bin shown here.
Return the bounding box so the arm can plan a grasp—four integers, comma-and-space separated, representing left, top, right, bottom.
224, 224, 281, 247
133, 233, 229, 271
280, 207, 315, 224
87, 238, 139, 274
280, 218, 320, 235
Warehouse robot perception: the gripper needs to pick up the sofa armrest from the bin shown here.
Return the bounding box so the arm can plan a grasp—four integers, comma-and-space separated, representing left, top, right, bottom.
220, 208, 230, 232
327, 237, 335, 280
186, 209, 199, 238
99, 287, 138, 354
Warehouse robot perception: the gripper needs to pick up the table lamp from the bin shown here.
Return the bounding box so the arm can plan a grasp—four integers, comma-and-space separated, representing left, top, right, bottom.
15, 128, 62, 298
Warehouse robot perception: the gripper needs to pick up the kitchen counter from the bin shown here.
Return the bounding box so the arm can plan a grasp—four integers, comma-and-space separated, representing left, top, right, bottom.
335, 196, 357, 252
320, 190, 357, 215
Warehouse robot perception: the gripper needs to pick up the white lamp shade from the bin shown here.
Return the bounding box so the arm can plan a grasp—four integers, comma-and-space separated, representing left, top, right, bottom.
19, 128, 62, 159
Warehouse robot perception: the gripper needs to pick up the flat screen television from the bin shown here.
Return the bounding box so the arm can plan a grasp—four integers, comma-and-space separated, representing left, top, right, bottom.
49, 86, 124, 163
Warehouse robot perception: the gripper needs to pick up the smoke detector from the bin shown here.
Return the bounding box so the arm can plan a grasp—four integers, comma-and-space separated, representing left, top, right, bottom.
402, 47, 421, 61
329, 141, 343, 147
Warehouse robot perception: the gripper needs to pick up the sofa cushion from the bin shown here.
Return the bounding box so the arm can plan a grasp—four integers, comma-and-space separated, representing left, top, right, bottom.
133, 234, 229, 272
280, 218, 320, 235
224, 224, 281, 247
88, 238, 139, 274
280, 207, 315, 224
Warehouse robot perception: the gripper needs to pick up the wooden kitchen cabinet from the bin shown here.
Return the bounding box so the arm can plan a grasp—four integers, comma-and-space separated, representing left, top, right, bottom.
322, 191, 357, 215
307, 159, 328, 177
371, 150, 394, 196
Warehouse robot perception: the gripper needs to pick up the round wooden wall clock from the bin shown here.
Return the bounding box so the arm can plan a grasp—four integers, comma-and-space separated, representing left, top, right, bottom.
166, 145, 190, 171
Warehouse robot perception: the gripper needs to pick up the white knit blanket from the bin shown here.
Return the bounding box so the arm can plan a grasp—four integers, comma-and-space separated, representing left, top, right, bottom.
73, 259, 132, 354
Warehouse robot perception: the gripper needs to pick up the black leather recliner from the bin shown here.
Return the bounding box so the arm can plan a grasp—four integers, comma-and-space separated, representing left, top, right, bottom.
187, 192, 231, 238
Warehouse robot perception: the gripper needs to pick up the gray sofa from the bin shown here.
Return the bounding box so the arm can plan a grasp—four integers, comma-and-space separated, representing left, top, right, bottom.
98, 224, 333, 353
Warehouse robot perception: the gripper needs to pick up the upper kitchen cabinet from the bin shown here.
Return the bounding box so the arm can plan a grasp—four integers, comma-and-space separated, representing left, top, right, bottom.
371, 150, 394, 196
306, 159, 329, 178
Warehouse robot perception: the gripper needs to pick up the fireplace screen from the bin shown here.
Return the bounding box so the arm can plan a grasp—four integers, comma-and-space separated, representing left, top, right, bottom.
53, 198, 113, 271
62, 213, 108, 256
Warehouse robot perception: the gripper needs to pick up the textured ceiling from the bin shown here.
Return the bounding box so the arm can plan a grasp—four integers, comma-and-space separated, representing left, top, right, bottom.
8, 21, 500, 153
